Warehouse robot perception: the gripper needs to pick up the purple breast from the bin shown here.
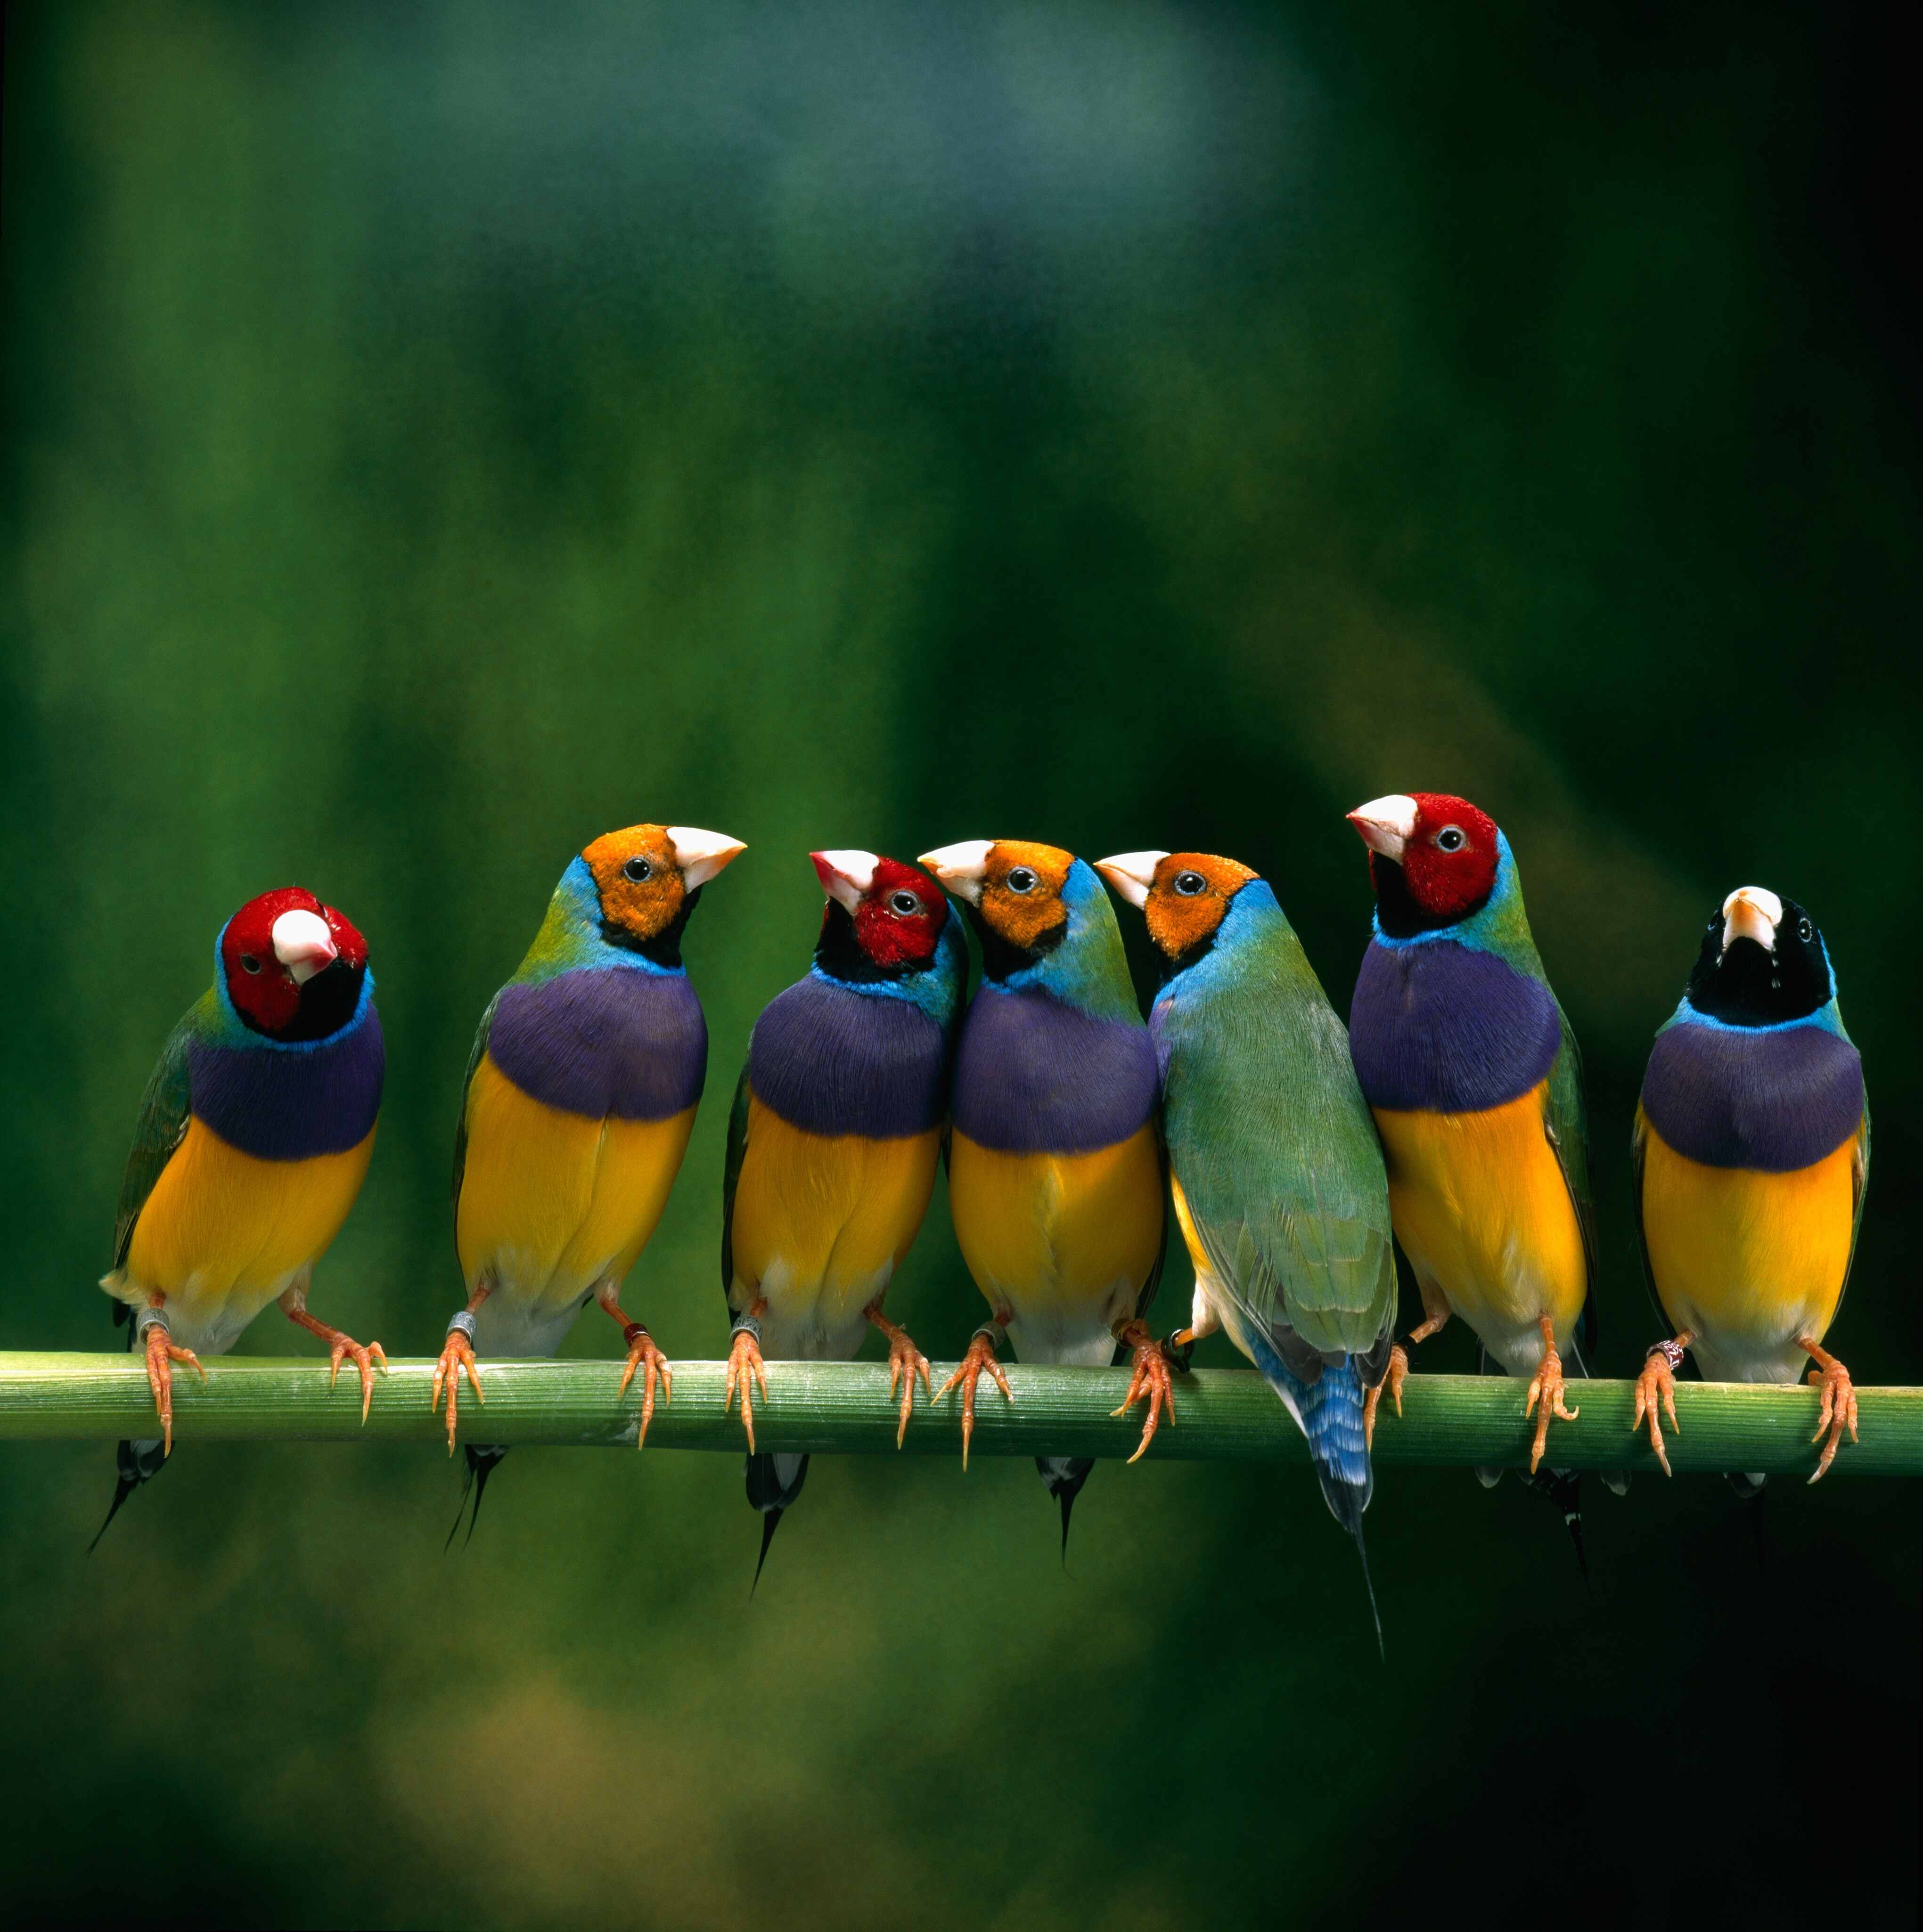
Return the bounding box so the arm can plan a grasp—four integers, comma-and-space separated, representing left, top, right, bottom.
952, 988, 1157, 1155
487, 967, 706, 1122
1349, 939, 1560, 1115
1641, 1020, 1864, 1172
189, 1010, 385, 1161
748, 977, 949, 1139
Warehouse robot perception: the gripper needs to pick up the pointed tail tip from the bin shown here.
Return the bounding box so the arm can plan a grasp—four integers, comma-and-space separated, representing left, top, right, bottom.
1313, 1461, 1383, 1658
447, 1445, 507, 1550
751, 1508, 784, 1596
89, 1477, 139, 1555
1058, 1487, 1075, 1565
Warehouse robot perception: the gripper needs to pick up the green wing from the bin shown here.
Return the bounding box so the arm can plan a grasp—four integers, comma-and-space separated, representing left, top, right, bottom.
1543, 997, 1600, 1361
1131, 1125, 1172, 1326
1836, 1096, 1871, 1326
450, 989, 503, 1225
111, 1006, 200, 1279
1628, 1104, 1668, 1332
718, 1060, 752, 1313
1167, 989, 1397, 1368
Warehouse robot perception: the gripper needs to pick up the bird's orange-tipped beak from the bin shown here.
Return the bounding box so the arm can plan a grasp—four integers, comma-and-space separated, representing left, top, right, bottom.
917, 840, 993, 905
1347, 794, 1418, 864
666, 826, 747, 889
1721, 884, 1783, 953
271, 907, 339, 985
810, 848, 877, 915
1094, 851, 1168, 911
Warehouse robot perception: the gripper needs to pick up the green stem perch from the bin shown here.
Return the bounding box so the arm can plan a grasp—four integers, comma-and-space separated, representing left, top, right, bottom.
0, 1353, 1917, 1477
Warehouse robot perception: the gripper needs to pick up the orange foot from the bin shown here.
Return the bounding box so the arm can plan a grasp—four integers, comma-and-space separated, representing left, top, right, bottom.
284, 1305, 389, 1421
141, 1316, 205, 1457
431, 1327, 484, 1454
867, 1309, 932, 1450
1110, 1319, 1176, 1463
1632, 1338, 1688, 1477
726, 1322, 769, 1452
615, 1324, 672, 1449
1801, 1341, 1859, 1484
1523, 1315, 1580, 1474
933, 1327, 1014, 1471
1363, 1345, 1410, 1451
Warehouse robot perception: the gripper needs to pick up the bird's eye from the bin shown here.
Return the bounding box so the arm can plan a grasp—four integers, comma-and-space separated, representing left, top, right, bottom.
239, 954, 262, 975
1797, 917, 1813, 943
889, 892, 922, 916
1006, 867, 1036, 894
1435, 826, 1465, 852
622, 857, 653, 883
1173, 871, 1206, 897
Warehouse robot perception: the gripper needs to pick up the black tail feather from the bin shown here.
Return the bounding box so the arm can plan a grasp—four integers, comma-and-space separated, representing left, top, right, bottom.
1313, 1464, 1383, 1658
1035, 1457, 1094, 1563
751, 1509, 784, 1595
447, 1444, 509, 1549
1735, 1477, 1772, 1573
90, 1438, 165, 1552
745, 1453, 809, 1594
1523, 1468, 1591, 1591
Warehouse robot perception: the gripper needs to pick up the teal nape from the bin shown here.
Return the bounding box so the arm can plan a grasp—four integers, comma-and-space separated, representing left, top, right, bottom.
3, 1353, 1918, 1478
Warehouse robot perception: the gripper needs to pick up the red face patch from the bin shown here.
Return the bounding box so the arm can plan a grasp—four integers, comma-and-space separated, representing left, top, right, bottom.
851, 858, 947, 970
220, 887, 368, 1036
1396, 793, 1500, 920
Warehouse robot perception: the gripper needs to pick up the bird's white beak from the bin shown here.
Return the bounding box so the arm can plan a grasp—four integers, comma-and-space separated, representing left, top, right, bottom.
667, 826, 747, 889
810, 848, 877, 914
1094, 851, 1168, 911
917, 839, 994, 905
1347, 794, 1418, 864
271, 908, 339, 985
1721, 884, 1783, 953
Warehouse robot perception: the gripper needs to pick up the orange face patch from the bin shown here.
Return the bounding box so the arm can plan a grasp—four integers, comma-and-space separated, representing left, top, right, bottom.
582, 824, 687, 944
976, 840, 1076, 954
1145, 852, 1256, 960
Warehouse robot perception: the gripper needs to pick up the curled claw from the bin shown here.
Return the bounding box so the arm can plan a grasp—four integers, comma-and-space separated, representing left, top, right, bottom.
725, 1327, 769, 1453
933, 1329, 1013, 1470
617, 1327, 673, 1449
1806, 1354, 1859, 1484
327, 1336, 388, 1423
1110, 1319, 1176, 1463
430, 1331, 484, 1455
1632, 1346, 1683, 1478
885, 1335, 932, 1451
1523, 1317, 1579, 1476
1362, 1344, 1410, 1451
142, 1319, 205, 1458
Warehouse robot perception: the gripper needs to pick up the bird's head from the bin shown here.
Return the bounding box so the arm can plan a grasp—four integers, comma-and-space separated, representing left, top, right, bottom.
219, 887, 369, 1041
810, 849, 950, 980
1347, 792, 1500, 935
1685, 884, 1834, 1026
580, 823, 745, 964
918, 838, 1080, 981
1095, 850, 1258, 970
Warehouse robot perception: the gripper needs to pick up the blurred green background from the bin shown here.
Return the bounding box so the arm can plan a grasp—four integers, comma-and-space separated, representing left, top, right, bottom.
3, 2, 1917, 1926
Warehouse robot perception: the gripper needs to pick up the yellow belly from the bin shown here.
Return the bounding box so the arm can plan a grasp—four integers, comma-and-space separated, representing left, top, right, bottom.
1640, 1115, 1856, 1378
1371, 1081, 1586, 1367
455, 1052, 695, 1318
728, 1097, 941, 1336
120, 1117, 375, 1340
949, 1124, 1163, 1361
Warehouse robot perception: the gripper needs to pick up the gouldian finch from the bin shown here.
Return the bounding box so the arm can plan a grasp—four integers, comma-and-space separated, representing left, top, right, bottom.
720, 851, 966, 1581
918, 840, 1165, 1547
1097, 851, 1396, 1626
1630, 885, 1868, 1484
1346, 793, 1608, 1556
96, 888, 385, 1538
433, 823, 744, 1531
